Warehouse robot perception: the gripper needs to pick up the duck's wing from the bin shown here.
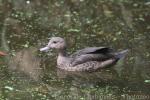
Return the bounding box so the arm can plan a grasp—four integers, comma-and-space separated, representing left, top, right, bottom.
70, 47, 113, 57
70, 47, 114, 66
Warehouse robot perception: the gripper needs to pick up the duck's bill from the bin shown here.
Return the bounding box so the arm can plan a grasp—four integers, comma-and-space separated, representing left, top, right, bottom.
40, 47, 50, 52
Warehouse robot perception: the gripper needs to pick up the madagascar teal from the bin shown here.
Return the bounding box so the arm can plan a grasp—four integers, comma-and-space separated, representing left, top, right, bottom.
40, 37, 128, 71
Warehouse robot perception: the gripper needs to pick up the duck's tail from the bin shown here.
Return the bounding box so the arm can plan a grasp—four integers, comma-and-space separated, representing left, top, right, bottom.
115, 49, 129, 59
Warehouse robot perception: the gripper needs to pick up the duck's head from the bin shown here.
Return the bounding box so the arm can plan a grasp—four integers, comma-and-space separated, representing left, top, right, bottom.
40, 37, 67, 52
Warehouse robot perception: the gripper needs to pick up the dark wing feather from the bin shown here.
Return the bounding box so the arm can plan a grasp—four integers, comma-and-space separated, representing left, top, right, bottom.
70, 47, 114, 66
70, 47, 113, 57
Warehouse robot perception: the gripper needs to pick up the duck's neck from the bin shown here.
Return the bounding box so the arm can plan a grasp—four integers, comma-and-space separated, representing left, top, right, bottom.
58, 49, 67, 57
57, 49, 69, 66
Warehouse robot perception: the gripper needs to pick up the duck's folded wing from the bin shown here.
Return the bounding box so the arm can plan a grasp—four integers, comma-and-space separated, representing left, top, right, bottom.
70, 47, 114, 66
70, 47, 113, 57
71, 54, 114, 66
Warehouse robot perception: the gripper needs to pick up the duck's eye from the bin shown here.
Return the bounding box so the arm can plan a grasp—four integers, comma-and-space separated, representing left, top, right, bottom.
53, 41, 57, 44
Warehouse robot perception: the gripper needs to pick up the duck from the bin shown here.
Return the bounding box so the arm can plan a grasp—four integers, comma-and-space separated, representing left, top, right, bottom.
40, 37, 128, 71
